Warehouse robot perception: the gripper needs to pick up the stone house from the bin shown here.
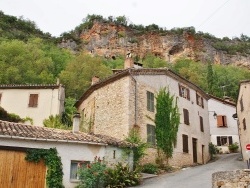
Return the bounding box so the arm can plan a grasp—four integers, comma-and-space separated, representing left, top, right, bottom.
0, 84, 65, 126
208, 95, 239, 153
75, 58, 211, 167
0, 118, 133, 188
236, 80, 250, 161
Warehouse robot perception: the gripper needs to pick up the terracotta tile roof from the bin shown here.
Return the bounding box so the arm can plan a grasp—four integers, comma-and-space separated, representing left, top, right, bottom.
75, 68, 209, 107
0, 120, 132, 147
0, 84, 63, 89
208, 94, 236, 107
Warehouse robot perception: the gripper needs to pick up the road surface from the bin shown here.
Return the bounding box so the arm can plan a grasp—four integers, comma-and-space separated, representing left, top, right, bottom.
136, 153, 246, 188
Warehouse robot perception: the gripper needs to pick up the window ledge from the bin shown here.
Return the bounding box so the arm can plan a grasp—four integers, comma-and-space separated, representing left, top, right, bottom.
70, 179, 80, 183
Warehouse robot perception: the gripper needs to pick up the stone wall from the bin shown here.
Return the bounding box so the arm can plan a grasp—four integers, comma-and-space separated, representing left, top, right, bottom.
212, 169, 250, 188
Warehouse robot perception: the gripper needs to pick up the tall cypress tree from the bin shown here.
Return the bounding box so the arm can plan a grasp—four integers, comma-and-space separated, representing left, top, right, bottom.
207, 62, 214, 94
155, 87, 180, 163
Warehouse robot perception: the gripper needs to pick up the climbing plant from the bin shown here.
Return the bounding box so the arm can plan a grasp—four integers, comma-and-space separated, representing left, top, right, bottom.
25, 148, 64, 188
124, 128, 148, 168
155, 87, 180, 164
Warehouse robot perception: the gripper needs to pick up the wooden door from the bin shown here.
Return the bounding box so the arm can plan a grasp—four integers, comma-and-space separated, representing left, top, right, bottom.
0, 150, 46, 188
192, 138, 197, 163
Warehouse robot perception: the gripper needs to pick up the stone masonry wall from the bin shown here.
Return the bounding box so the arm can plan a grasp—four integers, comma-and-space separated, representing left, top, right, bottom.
212, 169, 250, 188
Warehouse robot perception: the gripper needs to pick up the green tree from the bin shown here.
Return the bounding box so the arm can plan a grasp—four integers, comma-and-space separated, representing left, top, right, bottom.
155, 87, 180, 164
43, 115, 70, 130
142, 53, 167, 68
59, 53, 112, 98
207, 62, 214, 94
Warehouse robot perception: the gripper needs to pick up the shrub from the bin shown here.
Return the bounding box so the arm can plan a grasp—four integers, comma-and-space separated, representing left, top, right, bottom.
105, 163, 141, 187
141, 163, 159, 174
228, 142, 239, 153
209, 142, 219, 159
77, 157, 107, 188
124, 128, 148, 168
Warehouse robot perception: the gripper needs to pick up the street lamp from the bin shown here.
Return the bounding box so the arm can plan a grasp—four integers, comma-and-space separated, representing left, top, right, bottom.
209, 111, 217, 119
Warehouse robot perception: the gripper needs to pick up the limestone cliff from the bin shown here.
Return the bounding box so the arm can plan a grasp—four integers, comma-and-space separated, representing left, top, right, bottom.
59, 21, 250, 68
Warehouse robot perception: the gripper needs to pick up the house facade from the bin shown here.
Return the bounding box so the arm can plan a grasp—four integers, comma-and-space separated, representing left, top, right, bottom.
236, 80, 250, 161
0, 84, 65, 126
0, 120, 133, 188
208, 95, 239, 153
75, 58, 211, 166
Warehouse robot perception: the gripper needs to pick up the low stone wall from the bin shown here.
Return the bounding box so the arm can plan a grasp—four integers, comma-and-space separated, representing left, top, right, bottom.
212, 169, 250, 188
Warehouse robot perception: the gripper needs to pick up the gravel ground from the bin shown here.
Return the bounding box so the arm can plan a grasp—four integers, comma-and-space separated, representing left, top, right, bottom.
133, 153, 246, 188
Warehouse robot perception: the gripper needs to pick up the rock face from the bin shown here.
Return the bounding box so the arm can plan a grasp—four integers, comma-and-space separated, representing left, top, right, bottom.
61, 21, 250, 68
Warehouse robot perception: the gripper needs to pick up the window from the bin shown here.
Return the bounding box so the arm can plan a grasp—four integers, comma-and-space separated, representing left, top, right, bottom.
147, 91, 154, 112
0, 93, 2, 104
182, 134, 189, 153
147, 124, 156, 146
200, 116, 204, 132
70, 161, 89, 180
183, 108, 189, 125
28, 94, 38, 107
243, 118, 246, 130
216, 136, 233, 146
178, 84, 190, 100
196, 93, 204, 108
240, 97, 244, 112
217, 115, 227, 127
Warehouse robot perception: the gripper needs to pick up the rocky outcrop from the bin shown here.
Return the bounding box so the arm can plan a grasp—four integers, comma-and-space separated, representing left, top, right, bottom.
60, 21, 250, 68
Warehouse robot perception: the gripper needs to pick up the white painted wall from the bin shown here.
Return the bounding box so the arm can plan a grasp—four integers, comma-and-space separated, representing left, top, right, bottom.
0, 86, 65, 126
237, 82, 250, 161
208, 97, 239, 153
0, 138, 130, 188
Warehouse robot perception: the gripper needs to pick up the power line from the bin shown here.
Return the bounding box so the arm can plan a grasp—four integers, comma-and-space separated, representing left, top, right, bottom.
197, 0, 232, 29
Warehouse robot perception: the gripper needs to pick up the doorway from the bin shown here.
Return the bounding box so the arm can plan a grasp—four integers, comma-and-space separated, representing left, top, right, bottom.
192, 138, 197, 163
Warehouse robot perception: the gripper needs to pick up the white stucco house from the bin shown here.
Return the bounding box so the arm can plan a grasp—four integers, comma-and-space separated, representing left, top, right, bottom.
236, 80, 250, 161
208, 95, 239, 153
0, 118, 133, 188
75, 57, 211, 167
0, 84, 65, 126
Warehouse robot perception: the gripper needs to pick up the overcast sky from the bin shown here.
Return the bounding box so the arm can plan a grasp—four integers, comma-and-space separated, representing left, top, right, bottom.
0, 0, 249, 39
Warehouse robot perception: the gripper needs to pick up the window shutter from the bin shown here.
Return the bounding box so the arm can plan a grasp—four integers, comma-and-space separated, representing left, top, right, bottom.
217, 115, 223, 127
200, 116, 204, 132
217, 136, 221, 146
223, 116, 227, 127
196, 93, 199, 105
187, 89, 190, 100
178, 84, 182, 96
147, 91, 150, 111
33, 94, 38, 107
29, 95, 33, 107
243, 118, 246, 130
183, 109, 189, 125
228, 136, 233, 145
182, 134, 189, 153
240, 97, 244, 112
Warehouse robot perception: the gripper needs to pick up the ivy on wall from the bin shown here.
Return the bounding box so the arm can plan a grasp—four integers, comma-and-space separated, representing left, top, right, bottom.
25, 148, 64, 188
155, 87, 180, 164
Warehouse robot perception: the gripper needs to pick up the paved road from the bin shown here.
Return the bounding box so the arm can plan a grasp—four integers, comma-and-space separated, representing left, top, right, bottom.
136, 153, 246, 188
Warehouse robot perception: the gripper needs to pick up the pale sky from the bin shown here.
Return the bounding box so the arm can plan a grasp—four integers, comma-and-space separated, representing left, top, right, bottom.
0, 0, 249, 39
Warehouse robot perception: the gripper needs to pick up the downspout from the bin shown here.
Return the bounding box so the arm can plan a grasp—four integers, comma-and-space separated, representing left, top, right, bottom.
129, 69, 137, 126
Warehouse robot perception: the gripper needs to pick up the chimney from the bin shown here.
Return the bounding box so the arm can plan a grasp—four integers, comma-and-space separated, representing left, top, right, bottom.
124, 57, 134, 69
91, 76, 100, 85
73, 113, 81, 133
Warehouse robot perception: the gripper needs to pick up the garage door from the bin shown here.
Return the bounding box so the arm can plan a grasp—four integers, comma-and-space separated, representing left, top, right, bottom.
0, 149, 46, 188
